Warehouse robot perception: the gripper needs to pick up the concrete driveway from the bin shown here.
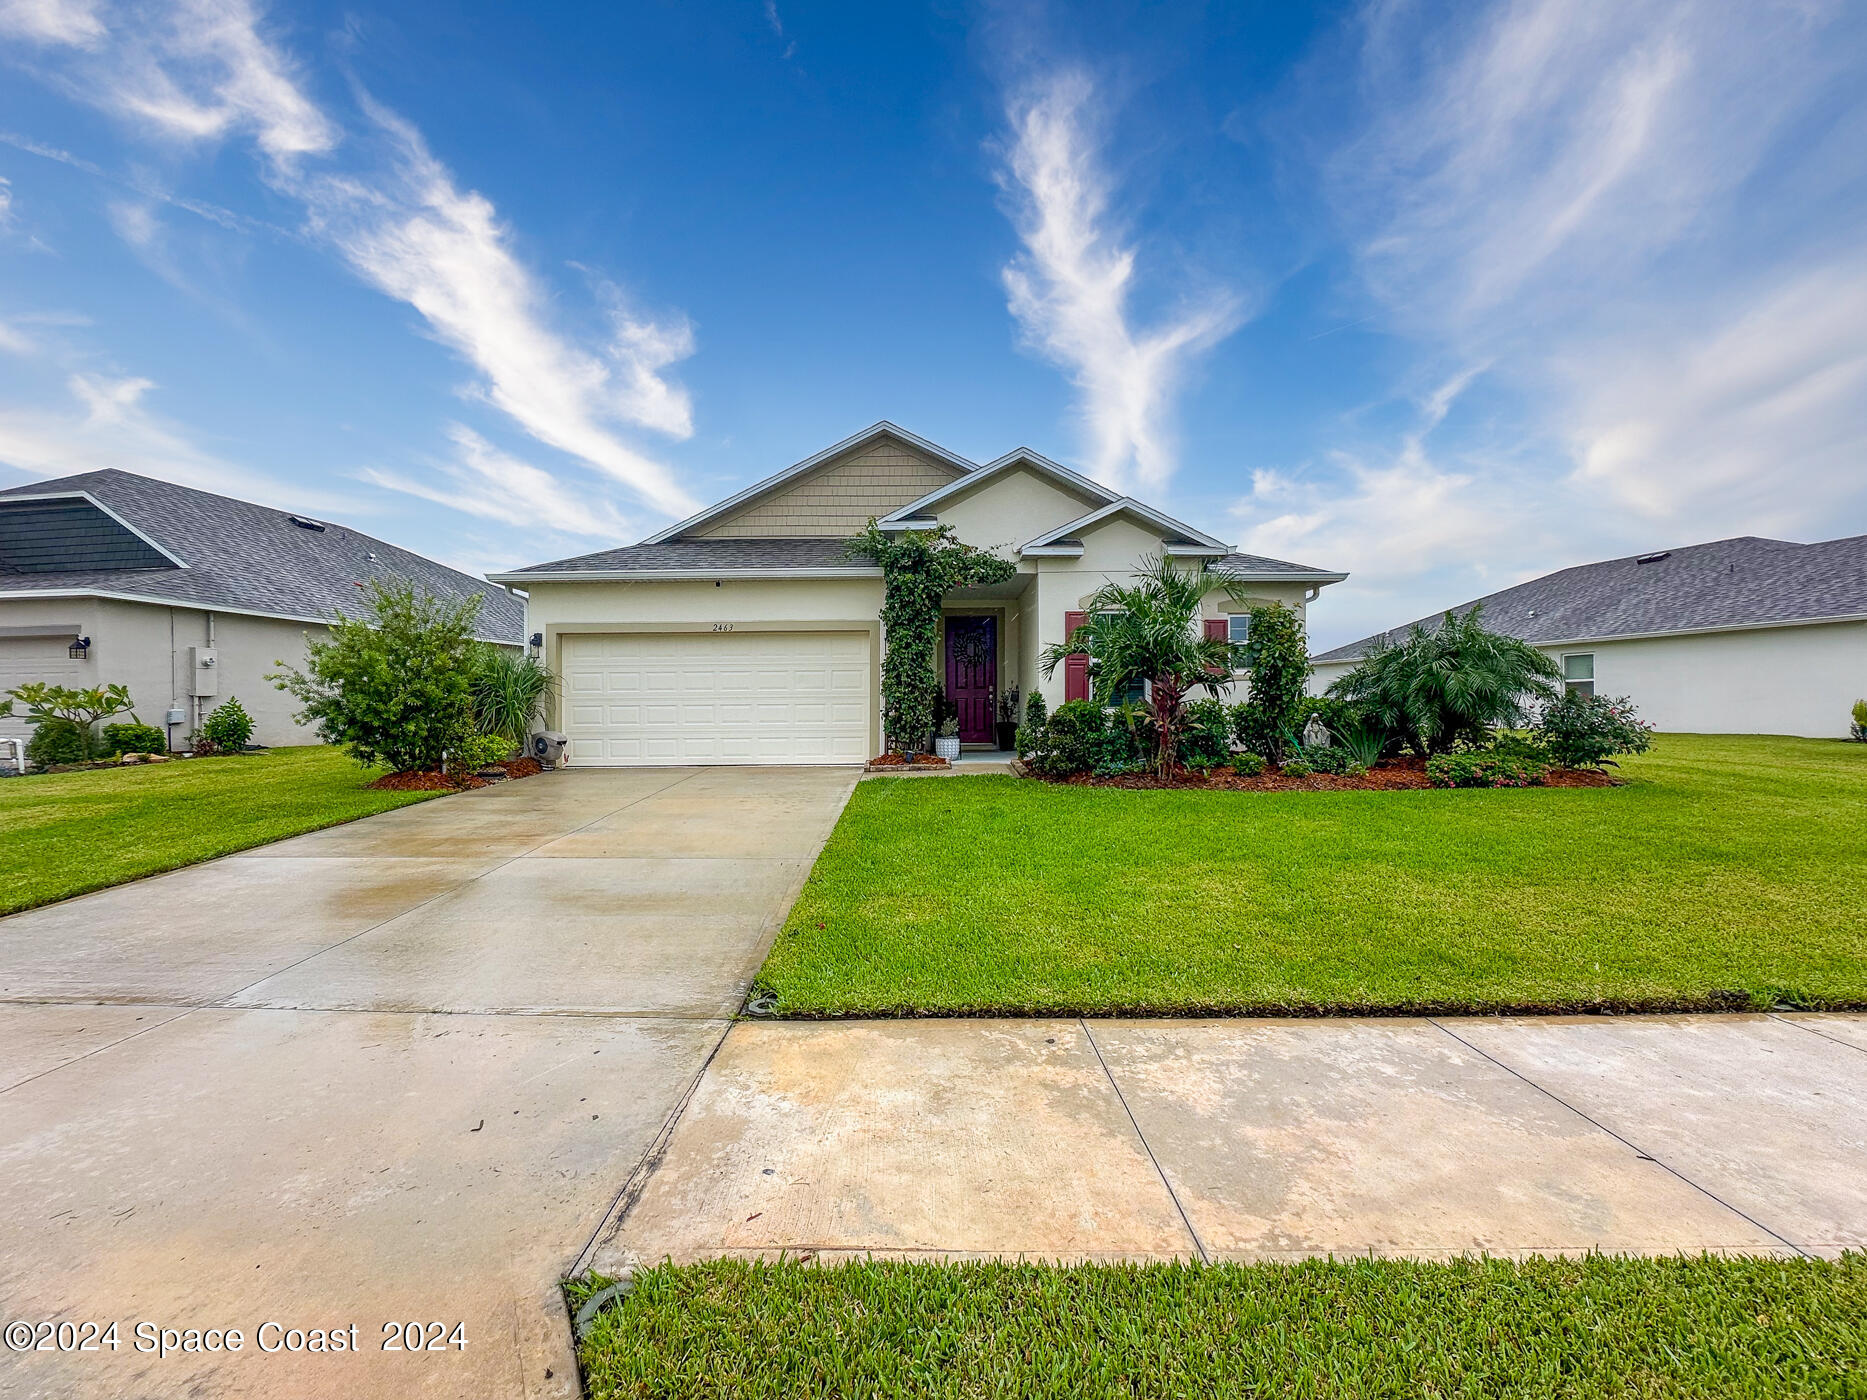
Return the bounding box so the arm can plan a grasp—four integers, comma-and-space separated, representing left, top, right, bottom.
0, 765, 857, 1400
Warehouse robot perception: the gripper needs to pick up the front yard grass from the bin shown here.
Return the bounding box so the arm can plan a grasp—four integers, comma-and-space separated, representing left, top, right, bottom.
756, 734, 1867, 1016
0, 745, 439, 915
574, 1254, 1867, 1399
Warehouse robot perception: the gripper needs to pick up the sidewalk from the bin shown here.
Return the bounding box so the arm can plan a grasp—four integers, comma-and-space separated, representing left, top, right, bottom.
594, 1013, 1867, 1269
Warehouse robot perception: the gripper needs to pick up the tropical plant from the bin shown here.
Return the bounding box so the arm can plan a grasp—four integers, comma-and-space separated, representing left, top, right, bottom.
1, 682, 135, 760
198, 697, 255, 754
849, 522, 1016, 754
472, 648, 556, 751
1231, 602, 1311, 764
1851, 699, 1866, 742
1537, 691, 1654, 769
1327, 604, 1561, 756
1040, 555, 1242, 778
102, 721, 167, 756
271, 580, 483, 772
1333, 722, 1386, 769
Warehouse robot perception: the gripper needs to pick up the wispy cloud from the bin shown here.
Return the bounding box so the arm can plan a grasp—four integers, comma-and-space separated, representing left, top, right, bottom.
0, 0, 105, 46
2, 0, 700, 522
997, 69, 1242, 494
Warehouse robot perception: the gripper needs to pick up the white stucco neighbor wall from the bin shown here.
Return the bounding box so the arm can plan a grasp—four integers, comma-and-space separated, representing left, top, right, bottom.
0, 593, 326, 749
1312, 618, 1867, 738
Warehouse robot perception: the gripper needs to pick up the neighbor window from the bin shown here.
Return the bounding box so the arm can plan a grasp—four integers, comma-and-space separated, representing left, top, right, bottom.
1563, 653, 1595, 698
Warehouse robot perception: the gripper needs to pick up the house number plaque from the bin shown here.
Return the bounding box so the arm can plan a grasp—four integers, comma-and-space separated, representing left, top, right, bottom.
711, 622, 735, 631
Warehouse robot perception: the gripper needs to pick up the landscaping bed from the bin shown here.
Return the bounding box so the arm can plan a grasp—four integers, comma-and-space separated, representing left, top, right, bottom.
865, 752, 951, 771
754, 735, 1867, 1017
367, 755, 548, 791
572, 1254, 1867, 1399
1048, 753, 1618, 791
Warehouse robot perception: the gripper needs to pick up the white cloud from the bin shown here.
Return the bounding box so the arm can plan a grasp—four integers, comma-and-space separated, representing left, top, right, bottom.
360, 424, 637, 542
0, 0, 104, 46
997, 69, 1242, 494
5, 0, 700, 523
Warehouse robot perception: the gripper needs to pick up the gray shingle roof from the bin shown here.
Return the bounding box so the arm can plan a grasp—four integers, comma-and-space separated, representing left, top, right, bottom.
1217, 551, 1347, 579
0, 469, 524, 643
506, 537, 877, 573
1313, 534, 1867, 664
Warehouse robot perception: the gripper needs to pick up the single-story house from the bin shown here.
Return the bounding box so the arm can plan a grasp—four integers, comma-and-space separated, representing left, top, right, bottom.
488, 421, 1347, 766
1310, 534, 1867, 739
0, 469, 525, 751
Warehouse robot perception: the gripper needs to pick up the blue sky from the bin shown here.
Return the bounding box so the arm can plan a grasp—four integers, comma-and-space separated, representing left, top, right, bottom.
2, 0, 1863, 648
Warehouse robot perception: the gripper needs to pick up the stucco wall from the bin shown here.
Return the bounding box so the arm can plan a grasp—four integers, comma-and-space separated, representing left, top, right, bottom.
0, 594, 325, 749
928, 467, 1103, 559
1310, 619, 1867, 737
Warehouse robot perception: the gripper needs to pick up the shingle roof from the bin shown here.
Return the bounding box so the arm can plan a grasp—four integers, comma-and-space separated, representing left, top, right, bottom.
1312, 534, 1867, 664
1218, 551, 1348, 580
503, 537, 877, 574
0, 469, 525, 643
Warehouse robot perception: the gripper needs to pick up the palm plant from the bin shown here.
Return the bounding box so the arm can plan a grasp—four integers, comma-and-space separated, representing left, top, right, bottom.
1327, 604, 1560, 756
471, 647, 556, 753
1039, 554, 1240, 778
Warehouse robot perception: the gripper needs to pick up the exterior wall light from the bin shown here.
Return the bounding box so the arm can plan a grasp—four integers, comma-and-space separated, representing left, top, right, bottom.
68, 636, 91, 660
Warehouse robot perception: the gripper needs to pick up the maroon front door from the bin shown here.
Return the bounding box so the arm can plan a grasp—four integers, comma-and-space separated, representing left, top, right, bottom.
944, 615, 997, 744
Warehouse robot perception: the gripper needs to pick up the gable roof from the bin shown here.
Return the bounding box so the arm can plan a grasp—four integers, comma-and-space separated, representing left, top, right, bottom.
490, 536, 877, 580
875, 446, 1114, 529
0, 469, 525, 643
641, 421, 976, 544
1313, 534, 1867, 664
1019, 498, 1231, 557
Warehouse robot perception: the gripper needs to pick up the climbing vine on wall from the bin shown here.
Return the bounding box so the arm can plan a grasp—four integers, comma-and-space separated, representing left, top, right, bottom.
849, 521, 1016, 753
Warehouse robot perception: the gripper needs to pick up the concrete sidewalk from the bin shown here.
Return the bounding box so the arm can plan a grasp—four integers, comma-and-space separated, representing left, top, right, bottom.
596, 1013, 1867, 1268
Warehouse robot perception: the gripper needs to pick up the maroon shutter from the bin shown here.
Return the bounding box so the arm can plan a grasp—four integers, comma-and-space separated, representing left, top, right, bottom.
1063, 610, 1089, 703
1203, 617, 1229, 676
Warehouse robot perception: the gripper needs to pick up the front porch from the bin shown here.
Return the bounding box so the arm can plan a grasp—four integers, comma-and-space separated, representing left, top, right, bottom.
936, 572, 1037, 749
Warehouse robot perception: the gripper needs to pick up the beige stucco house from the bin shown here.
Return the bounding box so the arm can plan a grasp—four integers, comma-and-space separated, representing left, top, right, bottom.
1310, 534, 1867, 738
490, 422, 1347, 766
0, 469, 524, 753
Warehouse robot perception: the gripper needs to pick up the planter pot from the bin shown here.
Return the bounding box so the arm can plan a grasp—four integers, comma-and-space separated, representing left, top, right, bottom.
995, 722, 1018, 751
934, 735, 962, 762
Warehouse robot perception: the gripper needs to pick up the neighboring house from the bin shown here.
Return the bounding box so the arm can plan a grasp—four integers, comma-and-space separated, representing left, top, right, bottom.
0, 469, 525, 750
489, 422, 1346, 766
1311, 535, 1867, 739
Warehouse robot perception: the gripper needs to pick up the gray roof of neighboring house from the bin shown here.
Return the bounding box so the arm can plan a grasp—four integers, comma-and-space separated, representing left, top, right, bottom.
1312, 534, 1867, 664
504, 537, 875, 574
0, 469, 525, 643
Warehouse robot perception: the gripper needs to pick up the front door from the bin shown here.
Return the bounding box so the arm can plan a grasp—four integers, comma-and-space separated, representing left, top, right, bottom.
944, 615, 996, 744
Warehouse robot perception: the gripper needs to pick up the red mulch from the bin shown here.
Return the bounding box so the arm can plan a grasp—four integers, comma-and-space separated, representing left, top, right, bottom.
368, 770, 487, 791
491, 756, 544, 778
866, 753, 951, 769
1052, 754, 1620, 792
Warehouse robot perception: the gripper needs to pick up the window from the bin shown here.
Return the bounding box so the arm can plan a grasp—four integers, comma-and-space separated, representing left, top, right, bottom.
1113, 676, 1150, 708
1227, 614, 1251, 644
1563, 653, 1595, 698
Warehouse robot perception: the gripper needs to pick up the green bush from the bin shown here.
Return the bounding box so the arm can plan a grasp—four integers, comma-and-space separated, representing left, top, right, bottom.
1297, 695, 1359, 737
1023, 689, 1047, 729
1281, 759, 1314, 778
3, 681, 134, 761
1427, 752, 1551, 788
472, 648, 555, 748
272, 580, 482, 772
102, 722, 167, 756
1854, 699, 1867, 742
1536, 691, 1654, 768
26, 717, 87, 768
450, 732, 512, 772
1329, 604, 1561, 756
199, 697, 255, 753
1292, 743, 1354, 775
1230, 752, 1265, 777
1179, 698, 1232, 769
1023, 700, 1107, 777
1231, 603, 1310, 763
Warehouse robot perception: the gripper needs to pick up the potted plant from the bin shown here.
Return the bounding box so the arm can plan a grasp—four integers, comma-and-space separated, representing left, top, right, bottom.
996, 686, 1021, 752
934, 715, 961, 762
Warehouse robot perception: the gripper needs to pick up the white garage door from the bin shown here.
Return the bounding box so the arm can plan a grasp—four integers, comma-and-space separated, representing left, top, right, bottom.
1, 634, 83, 741
562, 630, 871, 766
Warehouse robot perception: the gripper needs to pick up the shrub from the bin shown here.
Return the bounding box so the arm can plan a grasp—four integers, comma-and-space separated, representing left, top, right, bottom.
1328, 604, 1561, 756
1023, 689, 1047, 729
2, 682, 135, 761
1850, 699, 1865, 742
1427, 753, 1551, 788
1281, 759, 1314, 778
1297, 694, 1359, 737
272, 580, 483, 772
199, 697, 255, 753
1536, 691, 1653, 769
1292, 743, 1353, 775
1023, 699, 1108, 777
26, 717, 87, 768
1179, 698, 1232, 770
449, 732, 512, 773
1231, 603, 1310, 763
472, 648, 556, 750
102, 721, 166, 756
1230, 752, 1266, 777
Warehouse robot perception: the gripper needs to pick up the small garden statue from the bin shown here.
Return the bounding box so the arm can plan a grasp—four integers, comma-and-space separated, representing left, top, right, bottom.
1302, 715, 1331, 748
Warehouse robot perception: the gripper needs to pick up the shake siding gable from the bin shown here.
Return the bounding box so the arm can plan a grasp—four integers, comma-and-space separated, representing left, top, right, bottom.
693, 436, 966, 538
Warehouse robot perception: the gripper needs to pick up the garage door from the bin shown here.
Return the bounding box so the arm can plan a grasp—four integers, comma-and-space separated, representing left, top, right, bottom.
1, 635, 83, 741
562, 631, 871, 766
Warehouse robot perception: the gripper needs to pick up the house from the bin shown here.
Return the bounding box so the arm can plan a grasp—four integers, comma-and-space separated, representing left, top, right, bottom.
488, 422, 1346, 765
1310, 534, 1867, 738
0, 469, 525, 750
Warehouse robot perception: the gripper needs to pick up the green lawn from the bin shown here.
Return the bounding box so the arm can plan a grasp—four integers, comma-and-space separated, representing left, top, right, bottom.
573, 1255, 1867, 1399
756, 734, 1867, 1016
0, 745, 440, 915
